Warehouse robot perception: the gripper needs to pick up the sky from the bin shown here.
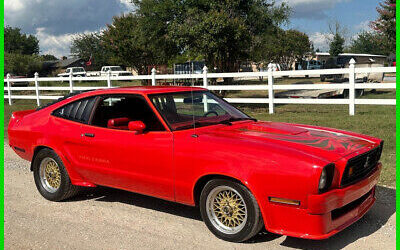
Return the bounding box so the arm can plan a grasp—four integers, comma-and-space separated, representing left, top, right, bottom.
4, 0, 381, 57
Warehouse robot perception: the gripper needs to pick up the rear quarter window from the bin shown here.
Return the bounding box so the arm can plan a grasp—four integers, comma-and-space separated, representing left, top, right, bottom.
52, 97, 97, 124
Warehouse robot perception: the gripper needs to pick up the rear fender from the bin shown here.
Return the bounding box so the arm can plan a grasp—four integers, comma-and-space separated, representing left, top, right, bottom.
31, 143, 96, 188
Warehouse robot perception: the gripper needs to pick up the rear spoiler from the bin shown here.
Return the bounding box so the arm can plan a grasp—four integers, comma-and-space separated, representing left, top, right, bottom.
11, 109, 36, 119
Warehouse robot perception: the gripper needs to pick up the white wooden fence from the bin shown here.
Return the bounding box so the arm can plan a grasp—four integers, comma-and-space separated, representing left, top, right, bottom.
4, 59, 396, 115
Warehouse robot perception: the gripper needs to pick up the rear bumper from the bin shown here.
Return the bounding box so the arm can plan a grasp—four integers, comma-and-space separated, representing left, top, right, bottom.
265, 163, 381, 239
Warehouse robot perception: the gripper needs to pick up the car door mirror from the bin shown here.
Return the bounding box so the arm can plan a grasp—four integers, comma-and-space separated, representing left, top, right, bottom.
128, 121, 146, 134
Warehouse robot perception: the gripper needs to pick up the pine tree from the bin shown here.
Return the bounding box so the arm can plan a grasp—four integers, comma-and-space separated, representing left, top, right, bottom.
329, 34, 345, 56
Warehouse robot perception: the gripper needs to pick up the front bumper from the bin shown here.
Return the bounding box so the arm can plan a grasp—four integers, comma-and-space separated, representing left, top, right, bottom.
265, 163, 381, 239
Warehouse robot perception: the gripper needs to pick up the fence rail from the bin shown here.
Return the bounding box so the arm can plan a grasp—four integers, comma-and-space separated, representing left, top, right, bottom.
4, 59, 396, 115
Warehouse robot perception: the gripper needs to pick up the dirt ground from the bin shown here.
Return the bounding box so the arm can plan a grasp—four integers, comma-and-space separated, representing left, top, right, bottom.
4, 143, 396, 250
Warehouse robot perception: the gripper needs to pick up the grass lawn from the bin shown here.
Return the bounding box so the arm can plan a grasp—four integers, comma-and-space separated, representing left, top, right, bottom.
3, 90, 396, 187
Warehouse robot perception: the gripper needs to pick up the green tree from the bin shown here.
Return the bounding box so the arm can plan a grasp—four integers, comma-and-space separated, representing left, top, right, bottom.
349, 31, 386, 55
167, 0, 290, 73
5, 53, 43, 76
103, 0, 290, 76
71, 33, 113, 69
102, 12, 179, 74
329, 33, 345, 56
327, 21, 346, 56
254, 29, 311, 70
5, 26, 40, 55
370, 0, 396, 54
41, 54, 59, 61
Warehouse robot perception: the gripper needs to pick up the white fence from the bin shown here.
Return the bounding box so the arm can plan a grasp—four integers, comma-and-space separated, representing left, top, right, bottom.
4, 59, 396, 115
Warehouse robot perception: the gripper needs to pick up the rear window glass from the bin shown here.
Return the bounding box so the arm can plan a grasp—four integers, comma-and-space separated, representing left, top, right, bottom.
52, 97, 97, 124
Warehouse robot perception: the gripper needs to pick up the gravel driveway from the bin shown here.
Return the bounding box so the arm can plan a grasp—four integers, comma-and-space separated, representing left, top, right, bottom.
4, 143, 396, 250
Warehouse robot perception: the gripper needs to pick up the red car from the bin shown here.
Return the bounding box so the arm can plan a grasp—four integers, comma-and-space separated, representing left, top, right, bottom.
8, 86, 383, 242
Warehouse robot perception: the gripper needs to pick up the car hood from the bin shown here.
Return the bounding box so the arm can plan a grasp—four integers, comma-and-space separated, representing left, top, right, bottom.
202, 121, 379, 162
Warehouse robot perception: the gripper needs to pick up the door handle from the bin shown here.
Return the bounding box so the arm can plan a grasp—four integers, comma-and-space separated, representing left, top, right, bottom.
83, 133, 95, 138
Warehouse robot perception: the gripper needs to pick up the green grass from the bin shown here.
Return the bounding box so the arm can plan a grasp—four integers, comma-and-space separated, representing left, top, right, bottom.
4, 90, 395, 187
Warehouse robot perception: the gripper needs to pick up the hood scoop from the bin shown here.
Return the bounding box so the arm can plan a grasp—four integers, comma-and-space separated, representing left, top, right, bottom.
246, 122, 308, 135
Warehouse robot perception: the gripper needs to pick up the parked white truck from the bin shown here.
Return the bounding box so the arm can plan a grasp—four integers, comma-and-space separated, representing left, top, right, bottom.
86, 66, 133, 77
57, 67, 87, 77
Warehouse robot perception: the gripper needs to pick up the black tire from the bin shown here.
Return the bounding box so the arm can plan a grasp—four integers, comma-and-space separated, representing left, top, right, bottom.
200, 179, 264, 242
343, 89, 363, 98
356, 89, 364, 97
343, 89, 349, 98
320, 76, 326, 82
33, 148, 80, 201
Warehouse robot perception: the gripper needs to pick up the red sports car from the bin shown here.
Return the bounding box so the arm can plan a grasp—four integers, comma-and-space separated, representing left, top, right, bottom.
8, 86, 383, 242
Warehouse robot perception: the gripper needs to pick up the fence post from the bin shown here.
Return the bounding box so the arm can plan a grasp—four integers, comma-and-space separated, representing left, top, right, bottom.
202, 66, 209, 112
69, 71, 74, 93
349, 58, 356, 116
173, 64, 176, 85
202, 66, 208, 88
267, 63, 274, 114
6, 73, 12, 105
151, 68, 156, 86
107, 70, 112, 88
34, 72, 40, 106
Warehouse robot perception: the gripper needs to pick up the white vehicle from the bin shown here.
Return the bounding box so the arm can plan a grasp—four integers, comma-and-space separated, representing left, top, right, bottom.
259, 63, 281, 72
57, 67, 87, 77
86, 66, 133, 77
101, 66, 133, 77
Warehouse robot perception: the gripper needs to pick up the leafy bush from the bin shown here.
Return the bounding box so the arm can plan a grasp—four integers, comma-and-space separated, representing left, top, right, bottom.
5, 53, 43, 77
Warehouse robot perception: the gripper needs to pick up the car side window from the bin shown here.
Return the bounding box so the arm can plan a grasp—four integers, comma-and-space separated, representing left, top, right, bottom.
52, 97, 97, 124
152, 93, 227, 124
66, 69, 70, 73
90, 95, 165, 132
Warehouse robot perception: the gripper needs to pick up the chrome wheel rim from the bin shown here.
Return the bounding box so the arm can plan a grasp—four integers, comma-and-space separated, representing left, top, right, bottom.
206, 186, 247, 234
39, 157, 61, 193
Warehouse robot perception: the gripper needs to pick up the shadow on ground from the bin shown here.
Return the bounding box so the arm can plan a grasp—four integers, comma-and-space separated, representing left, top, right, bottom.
67, 185, 395, 249
67, 186, 202, 221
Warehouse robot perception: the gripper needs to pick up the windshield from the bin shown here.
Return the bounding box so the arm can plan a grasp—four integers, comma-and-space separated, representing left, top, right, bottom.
149, 91, 253, 131
110, 66, 123, 71
72, 68, 84, 72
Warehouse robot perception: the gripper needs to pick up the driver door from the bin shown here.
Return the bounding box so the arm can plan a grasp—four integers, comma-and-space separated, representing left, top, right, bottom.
76, 94, 175, 201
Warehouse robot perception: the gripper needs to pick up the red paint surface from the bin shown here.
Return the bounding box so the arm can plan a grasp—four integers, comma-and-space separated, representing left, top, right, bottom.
8, 86, 383, 239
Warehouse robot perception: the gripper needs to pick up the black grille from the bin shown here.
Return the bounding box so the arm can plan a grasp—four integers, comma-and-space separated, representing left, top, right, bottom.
341, 142, 383, 187
331, 190, 372, 220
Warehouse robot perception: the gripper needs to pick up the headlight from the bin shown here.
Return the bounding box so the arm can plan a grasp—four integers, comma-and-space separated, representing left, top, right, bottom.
318, 163, 335, 193
319, 169, 327, 190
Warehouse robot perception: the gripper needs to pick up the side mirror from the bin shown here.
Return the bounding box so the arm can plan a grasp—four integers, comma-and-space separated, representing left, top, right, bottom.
128, 121, 146, 134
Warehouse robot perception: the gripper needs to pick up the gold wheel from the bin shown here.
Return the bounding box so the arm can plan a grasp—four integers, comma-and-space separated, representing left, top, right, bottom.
206, 186, 248, 234
39, 157, 61, 193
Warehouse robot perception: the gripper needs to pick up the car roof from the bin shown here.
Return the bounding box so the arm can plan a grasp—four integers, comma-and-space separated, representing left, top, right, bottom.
36, 86, 207, 111
86, 86, 206, 95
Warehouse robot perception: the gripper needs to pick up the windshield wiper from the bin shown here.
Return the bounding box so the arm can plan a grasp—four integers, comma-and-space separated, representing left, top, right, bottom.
175, 117, 257, 130
232, 117, 257, 122
175, 121, 213, 130
228, 117, 257, 123
217, 117, 257, 126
